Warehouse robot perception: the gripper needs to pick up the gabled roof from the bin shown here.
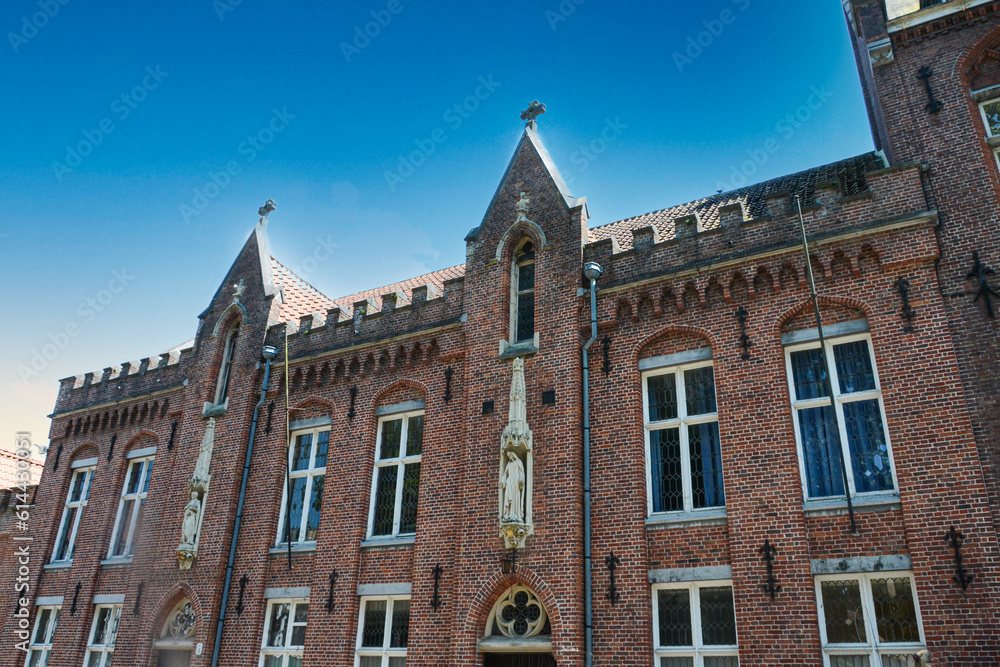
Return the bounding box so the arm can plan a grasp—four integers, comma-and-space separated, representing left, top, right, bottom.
588, 151, 885, 251
330, 264, 465, 313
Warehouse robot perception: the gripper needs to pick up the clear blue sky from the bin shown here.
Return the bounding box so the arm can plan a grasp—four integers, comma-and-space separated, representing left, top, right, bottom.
0, 0, 873, 447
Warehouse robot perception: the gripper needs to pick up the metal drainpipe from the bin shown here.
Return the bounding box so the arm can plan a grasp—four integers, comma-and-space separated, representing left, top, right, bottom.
582, 261, 603, 667
211, 344, 278, 667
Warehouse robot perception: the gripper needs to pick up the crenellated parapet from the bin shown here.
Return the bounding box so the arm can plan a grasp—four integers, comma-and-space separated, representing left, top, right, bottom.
265, 276, 465, 367
584, 162, 929, 292
52, 345, 192, 417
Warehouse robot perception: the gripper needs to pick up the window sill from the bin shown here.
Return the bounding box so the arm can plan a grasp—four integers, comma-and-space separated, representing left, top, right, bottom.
269, 542, 317, 555
646, 509, 727, 528
499, 337, 539, 359
202, 400, 228, 417
803, 494, 901, 517
43, 561, 73, 571
100, 556, 133, 567
360, 536, 415, 550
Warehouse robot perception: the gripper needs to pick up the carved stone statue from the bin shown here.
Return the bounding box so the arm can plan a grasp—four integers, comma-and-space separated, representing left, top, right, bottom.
190, 418, 214, 493
180, 492, 201, 547
499, 357, 533, 549
515, 192, 530, 224
500, 451, 526, 522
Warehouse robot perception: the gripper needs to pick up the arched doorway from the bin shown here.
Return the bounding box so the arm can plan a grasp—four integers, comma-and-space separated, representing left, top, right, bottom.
152, 598, 195, 667
479, 584, 555, 666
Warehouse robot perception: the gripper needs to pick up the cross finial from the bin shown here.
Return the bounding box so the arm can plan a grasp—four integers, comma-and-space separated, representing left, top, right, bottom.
258, 198, 277, 220
520, 100, 546, 125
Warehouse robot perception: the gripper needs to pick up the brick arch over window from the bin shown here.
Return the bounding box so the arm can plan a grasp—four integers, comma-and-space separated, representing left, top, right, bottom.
143, 583, 203, 666
461, 568, 563, 655
632, 325, 717, 366
963, 26, 1000, 91
124, 430, 159, 453
493, 219, 548, 263
211, 301, 247, 337
367, 379, 429, 420
68, 443, 100, 463
776, 295, 872, 338
289, 396, 334, 422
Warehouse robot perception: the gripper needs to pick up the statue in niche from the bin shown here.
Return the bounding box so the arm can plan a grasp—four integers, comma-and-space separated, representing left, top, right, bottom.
500, 450, 525, 522
499, 357, 533, 549
180, 492, 201, 548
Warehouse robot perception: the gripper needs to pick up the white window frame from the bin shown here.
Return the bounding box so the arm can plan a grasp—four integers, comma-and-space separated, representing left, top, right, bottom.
276, 427, 329, 547
815, 571, 926, 667
642, 360, 725, 516
24, 605, 59, 667
651, 580, 739, 666
214, 326, 239, 405
83, 604, 122, 667
354, 595, 409, 667
107, 456, 153, 559
509, 241, 536, 346
366, 410, 423, 540
50, 466, 94, 564
784, 333, 899, 503
258, 598, 308, 667
978, 97, 1000, 172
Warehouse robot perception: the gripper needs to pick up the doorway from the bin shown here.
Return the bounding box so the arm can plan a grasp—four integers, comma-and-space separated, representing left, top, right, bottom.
156, 650, 191, 667
483, 654, 556, 667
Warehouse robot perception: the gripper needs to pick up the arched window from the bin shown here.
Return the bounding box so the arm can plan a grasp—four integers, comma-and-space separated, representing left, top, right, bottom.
485, 585, 550, 639
510, 241, 535, 345
215, 326, 239, 404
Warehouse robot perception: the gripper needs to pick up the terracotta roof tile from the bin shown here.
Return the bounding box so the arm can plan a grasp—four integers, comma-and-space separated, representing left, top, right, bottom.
0, 449, 44, 491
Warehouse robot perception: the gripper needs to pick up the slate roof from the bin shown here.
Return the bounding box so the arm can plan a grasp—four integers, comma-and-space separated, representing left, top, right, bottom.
588, 151, 885, 251
0, 449, 44, 491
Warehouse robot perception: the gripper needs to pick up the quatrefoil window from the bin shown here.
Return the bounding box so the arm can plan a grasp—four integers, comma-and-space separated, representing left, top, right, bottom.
487, 585, 549, 639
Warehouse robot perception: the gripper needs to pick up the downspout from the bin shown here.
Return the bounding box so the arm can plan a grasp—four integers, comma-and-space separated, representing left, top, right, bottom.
212, 344, 278, 667
582, 261, 603, 667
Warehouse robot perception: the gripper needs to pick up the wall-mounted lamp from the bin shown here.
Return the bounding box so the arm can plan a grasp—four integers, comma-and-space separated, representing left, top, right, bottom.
500, 548, 518, 576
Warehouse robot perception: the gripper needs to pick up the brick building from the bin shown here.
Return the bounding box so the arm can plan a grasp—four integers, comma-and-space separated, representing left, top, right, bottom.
6, 1, 1000, 665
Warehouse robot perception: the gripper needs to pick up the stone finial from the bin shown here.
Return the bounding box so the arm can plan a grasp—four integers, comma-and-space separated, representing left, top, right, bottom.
258, 198, 277, 221
520, 100, 546, 124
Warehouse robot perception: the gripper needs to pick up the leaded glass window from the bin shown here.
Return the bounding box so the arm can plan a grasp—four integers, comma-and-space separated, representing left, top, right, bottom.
278, 428, 329, 545
368, 411, 423, 539
816, 573, 925, 667
786, 334, 896, 501
84, 604, 121, 667
24, 605, 59, 667
355, 596, 409, 667
108, 456, 153, 559
644, 361, 725, 515
978, 98, 1000, 174
511, 241, 536, 344
259, 599, 308, 667
51, 465, 93, 563
215, 326, 239, 404
653, 582, 739, 666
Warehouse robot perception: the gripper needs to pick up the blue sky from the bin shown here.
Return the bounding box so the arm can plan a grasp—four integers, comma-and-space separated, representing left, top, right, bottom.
0, 0, 874, 447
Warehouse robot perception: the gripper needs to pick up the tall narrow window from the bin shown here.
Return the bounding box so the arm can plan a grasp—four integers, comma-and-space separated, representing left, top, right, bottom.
215, 327, 239, 404
259, 598, 308, 667
368, 411, 423, 539
785, 334, 896, 501
511, 241, 535, 344
108, 456, 153, 559
653, 581, 739, 665
277, 428, 329, 546
644, 360, 725, 515
979, 97, 1000, 171
24, 605, 59, 667
816, 572, 925, 666
50, 466, 94, 564
84, 604, 122, 667
355, 596, 409, 667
